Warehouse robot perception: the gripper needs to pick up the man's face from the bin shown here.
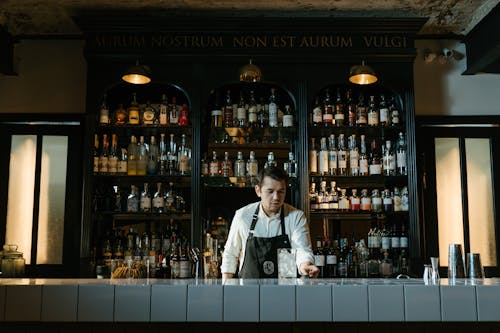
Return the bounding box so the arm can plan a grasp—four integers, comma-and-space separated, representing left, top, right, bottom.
255, 176, 287, 216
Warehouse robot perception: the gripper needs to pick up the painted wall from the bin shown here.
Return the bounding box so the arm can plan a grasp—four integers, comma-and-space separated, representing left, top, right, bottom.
0, 39, 499, 116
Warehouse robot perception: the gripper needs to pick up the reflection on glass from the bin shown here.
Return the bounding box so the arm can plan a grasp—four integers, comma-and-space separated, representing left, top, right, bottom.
465, 138, 496, 267
435, 138, 464, 265
36, 136, 68, 264
6, 135, 37, 264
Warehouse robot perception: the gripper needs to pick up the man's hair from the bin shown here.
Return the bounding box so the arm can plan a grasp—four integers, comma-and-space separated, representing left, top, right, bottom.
256, 166, 289, 187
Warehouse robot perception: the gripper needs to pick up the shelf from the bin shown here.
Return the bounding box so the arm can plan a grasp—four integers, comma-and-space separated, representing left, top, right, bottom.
110, 212, 191, 228
309, 175, 407, 188
209, 127, 295, 145
309, 210, 408, 220
203, 176, 298, 188
308, 125, 405, 138
93, 174, 192, 186
97, 124, 192, 131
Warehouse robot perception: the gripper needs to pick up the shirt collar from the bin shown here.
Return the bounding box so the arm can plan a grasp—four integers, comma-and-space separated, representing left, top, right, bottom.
258, 202, 282, 221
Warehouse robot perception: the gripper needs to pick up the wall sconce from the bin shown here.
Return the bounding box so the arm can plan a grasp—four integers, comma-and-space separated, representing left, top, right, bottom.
348, 60, 378, 85
122, 61, 152, 84
239, 59, 262, 82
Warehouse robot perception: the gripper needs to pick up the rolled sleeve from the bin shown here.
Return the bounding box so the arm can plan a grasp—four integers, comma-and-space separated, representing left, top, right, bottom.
288, 209, 315, 267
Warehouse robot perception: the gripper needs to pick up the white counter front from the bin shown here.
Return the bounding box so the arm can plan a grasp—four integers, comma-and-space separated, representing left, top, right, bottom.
1, 278, 499, 322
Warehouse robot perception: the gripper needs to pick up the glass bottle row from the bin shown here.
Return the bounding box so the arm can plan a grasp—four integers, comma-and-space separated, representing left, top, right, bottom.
99, 92, 189, 127
120, 182, 187, 214
309, 132, 407, 177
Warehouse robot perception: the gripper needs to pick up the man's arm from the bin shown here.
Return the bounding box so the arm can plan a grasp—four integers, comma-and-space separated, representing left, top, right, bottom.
299, 261, 320, 278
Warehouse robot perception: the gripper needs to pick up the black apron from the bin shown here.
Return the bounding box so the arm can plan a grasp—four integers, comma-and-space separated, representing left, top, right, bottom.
238, 204, 291, 278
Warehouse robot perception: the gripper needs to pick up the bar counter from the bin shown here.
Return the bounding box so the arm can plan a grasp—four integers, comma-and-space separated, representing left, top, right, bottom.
1, 278, 500, 323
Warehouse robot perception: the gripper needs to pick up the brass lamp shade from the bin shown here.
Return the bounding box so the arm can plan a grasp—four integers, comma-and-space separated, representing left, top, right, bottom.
349, 61, 378, 85
122, 62, 151, 84
239, 59, 262, 82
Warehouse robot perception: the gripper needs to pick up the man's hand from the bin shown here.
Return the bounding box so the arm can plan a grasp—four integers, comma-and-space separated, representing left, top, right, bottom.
299, 262, 320, 278
222, 273, 234, 279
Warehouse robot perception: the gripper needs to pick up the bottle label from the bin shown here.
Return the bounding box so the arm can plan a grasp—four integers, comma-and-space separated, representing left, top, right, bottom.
360, 198, 371, 211
248, 109, 258, 124
312, 107, 323, 124
179, 155, 189, 173
397, 152, 407, 168
268, 103, 278, 127
314, 255, 325, 266
283, 114, 293, 127
153, 197, 164, 208
237, 107, 246, 121
369, 164, 382, 175
309, 151, 318, 173
93, 157, 99, 173
360, 159, 368, 174
118, 160, 127, 174
127, 198, 138, 212
209, 162, 219, 176
391, 237, 400, 248
247, 162, 258, 177
368, 112, 379, 126
160, 106, 168, 125
327, 254, 337, 265
400, 236, 408, 248
338, 156, 347, 169
99, 109, 109, 124
393, 196, 402, 211
99, 156, 109, 173
350, 151, 359, 168
143, 110, 155, 124
322, 113, 333, 124
319, 151, 329, 174
128, 110, 140, 124
141, 197, 151, 210
179, 261, 192, 278
335, 113, 345, 121
108, 157, 118, 173
380, 108, 389, 123
381, 236, 390, 250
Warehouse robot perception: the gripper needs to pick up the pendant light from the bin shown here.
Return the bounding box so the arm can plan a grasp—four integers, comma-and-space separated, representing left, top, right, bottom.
122, 60, 152, 84
348, 60, 378, 85
239, 59, 262, 83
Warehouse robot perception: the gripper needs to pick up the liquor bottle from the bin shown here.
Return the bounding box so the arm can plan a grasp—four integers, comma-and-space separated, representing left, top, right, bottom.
177, 134, 190, 175
164, 182, 176, 213
309, 137, 318, 175
311, 96, 323, 126
247, 151, 258, 180
170, 243, 180, 278
108, 133, 119, 175
382, 189, 393, 212
389, 96, 400, 126
247, 90, 258, 128
152, 182, 165, 213
201, 153, 209, 177
309, 183, 318, 210
349, 134, 359, 176
314, 239, 325, 278
211, 91, 223, 128
347, 240, 359, 277
118, 148, 128, 175
360, 188, 371, 211
318, 137, 329, 176
127, 135, 138, 175
359, 134, 369, 176
158, 133, 167, 175
401, 186, 409, 211
142, 101, 156, 125
223, 90, 233, 127
147, 135, 158, 175
264, 151, 277, 168
282, 105, 294, 127
169, 96, 179, 125
338, 188, 350, 212
322, 89, 334, 126
283, 152, 298, 178
393, 187, 402, 211
329, 181, 339, 210
380, 250, 393, 278
357, 239, 369, 278
268, 88, 278, 128
346, 89, 356, 127
379, 94, 389, 126
318, 181, 329, 210
367, 95, 379, 127
179, 243, 193, 278
159, 94, 169, 126
399, 223, 408, 254
127, 185, 139, 212
99, 93, 110, 125
356, 93, 367, 126
325, 241, 337, 278
114, 104, 127, 126
334, 87, 345, 127
350, 188, 360, 211
371, 189, 382, 213
221, 151, 233, 177
337, 133, 348, 176
136, 135, 148, 176
234, 151, 246, 178
128, 93, 140, 125
236, 90, 247, 128
337, 238, 348, 277
140, 183, 152, 213
113, 185, 122, 212
179, 103, 189, 126
369, 139, 382, 175
209, 151, 220, 177
258, 97, 269, 128
382, 140, 395, 176
168, 133, 177, 174
396, 132, 407, 175
367, 228, 381, 277
93, 134, 100, 174
328, 134, 338, 176
99, 134, 109, 174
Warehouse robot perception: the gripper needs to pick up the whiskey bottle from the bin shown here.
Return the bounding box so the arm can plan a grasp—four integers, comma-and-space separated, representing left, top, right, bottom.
337, 133, 348, 176
152, 182, 165, 213
367, 95, 379, 127
356, 93, 367, 126
98, 134, 109, 174
142, 101, 156, 125
140, 183, 152, 213
247, 90, 258, 128
322, 89, 334, 126
379, 94, 389, 126
179, 103, 189, 126
128, 93, 140, 125
382, 140, 395, 176
268, 88, 278, 128
337, 238, 348, 277
311, 96, 323, 126
108, 133, 119, 175
211, 91, 223, 128
159, 94, 168, 126
382, 189, 393, 212
169, 96, 179, 125
159, 133, 168, 175
282, 105, 294, 128
136, 135, 148, 176
168, 133, 178, 174
314, 239, 325, 278
223, 90, 233, 128
177, 134, 190, 175
147, 135, 158, 175
318, 137, 329, 176
309, 137, 318, 175
334, 87, 345, 127
325, 241, 338, 278
93, 134, 100, 174
371, 189, 382, 213
234, 151, 246, 178
360, 189, 371, 211
246, 151, 258, 179
209, 151, 220, 177
309, 183, 318, 210
338, 188, 350, 212
318, 181, 329, 210
389, 96, 400, 126
283, 152, 297, 178
127, 135, 138, 175
359, 135, 369, 176
114, 104, 127, 126
396, 132, 407, 175
236, 90, 247, 128
369, 139, 382, 175
349, 134, 359, 176
127, 185, 139, 213
346, 89, 356, 127
164, 182, 176, 213
328, 134, 337, 176
264, 151, 277, 168
258, 97, 269, 128
350, 188, 360, 211
99, 93, 110, 125
221, 151, 233, 177
328, 181, 339, 210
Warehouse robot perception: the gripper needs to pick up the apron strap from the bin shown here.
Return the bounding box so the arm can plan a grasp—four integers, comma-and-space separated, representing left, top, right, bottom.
250, 204, 287, 237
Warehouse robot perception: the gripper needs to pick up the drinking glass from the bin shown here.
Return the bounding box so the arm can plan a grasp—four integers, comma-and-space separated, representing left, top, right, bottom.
277, 248, 297, 278
466, 253, 485, 279
448, 243, 465, 279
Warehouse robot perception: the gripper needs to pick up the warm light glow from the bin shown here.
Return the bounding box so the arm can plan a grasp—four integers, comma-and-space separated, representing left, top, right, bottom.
37, 136, 68, 264
465, 138, 496, 266
239, 59, 262, 82
435, 138, 464, 265
122, 73, 151, 85
349, 61, 378, 85
6, 135, 37, 264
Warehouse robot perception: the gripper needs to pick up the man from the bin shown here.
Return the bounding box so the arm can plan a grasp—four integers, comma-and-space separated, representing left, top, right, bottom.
221, 166, 319, 279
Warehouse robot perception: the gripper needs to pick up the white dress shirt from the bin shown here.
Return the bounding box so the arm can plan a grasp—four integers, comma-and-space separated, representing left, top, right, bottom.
221, 201, 315, 275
